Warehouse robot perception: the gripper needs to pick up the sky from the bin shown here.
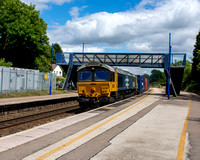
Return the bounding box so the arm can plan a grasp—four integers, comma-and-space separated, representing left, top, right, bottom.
21, 0, 200, 75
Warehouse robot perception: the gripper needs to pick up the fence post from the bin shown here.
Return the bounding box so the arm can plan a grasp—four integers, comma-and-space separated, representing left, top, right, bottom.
49, 43, 54, 95
33, 72, 35, 91
1, 68, 3, 93
15, 69, 16, 92
26, 70, 28, 92
9, 68, 11, 93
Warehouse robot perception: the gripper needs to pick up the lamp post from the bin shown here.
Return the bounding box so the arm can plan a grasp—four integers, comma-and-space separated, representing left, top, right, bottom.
168, 33, 171, 100
82, 42, 85, 53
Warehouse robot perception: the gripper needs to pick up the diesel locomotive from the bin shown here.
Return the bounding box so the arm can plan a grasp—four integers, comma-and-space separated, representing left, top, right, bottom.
77, 61, 148, 108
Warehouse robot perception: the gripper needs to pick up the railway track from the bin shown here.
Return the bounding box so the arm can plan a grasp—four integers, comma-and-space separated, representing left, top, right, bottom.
0, 101, 81, 137
0, 104, 80, 130
0, 89, 152, 137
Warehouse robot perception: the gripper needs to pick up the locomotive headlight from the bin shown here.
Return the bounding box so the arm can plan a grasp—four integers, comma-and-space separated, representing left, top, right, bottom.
91, 87, 96, 93
78, 86, 86, 94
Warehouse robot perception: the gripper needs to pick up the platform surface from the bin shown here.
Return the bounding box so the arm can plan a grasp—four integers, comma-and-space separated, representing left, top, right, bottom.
0, 92, 78, 106
0, 88, 199, 160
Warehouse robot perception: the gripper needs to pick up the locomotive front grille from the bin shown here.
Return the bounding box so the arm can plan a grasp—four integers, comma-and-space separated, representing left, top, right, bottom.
78, 82, 110, 97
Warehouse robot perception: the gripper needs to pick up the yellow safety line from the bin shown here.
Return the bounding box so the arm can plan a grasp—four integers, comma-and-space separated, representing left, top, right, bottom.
176, 96, 192, 160
36, 89, 154, 160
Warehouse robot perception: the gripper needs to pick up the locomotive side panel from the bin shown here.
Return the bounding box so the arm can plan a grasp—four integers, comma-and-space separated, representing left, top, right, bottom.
117, 73, 137, 91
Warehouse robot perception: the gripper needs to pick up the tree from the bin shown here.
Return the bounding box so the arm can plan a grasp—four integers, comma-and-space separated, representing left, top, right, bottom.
0, 58, 13, 67
192, 31, 200, 83
142, 74, 150, 79
149, 69, 165, 84
53, 43, 63, 53
52, 42, 66, 77
34, 45, 52, 72
181, 60, 192, 90
53, 43, 63, 64
0, 0, 50, 70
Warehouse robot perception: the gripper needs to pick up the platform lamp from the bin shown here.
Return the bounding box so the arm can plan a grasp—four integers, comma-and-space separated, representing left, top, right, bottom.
49, 43, 53, 95
82, 42, 85, 53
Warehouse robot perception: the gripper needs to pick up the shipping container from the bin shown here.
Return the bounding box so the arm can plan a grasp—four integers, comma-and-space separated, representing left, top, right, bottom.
144, 78, 149, 91
137, 75, 145, 93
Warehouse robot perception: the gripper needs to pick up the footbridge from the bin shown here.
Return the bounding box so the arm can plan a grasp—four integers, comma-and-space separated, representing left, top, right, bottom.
56, 52, 186, 96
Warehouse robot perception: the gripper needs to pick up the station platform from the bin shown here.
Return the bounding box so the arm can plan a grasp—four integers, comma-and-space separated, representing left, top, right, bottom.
0, 92, 78, 106
0, 88, 199, 160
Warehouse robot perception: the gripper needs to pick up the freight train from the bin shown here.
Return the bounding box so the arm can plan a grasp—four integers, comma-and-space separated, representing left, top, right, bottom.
77, 61, 149, 108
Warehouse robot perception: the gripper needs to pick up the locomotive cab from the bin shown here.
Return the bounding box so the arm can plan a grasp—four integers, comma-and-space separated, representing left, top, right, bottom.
77, 61, 141, 109
77, 61, 117, 108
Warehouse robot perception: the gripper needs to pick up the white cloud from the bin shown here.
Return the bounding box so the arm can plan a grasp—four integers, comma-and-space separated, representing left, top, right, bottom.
48, 0, 200, 55
61, 44, 105, 53
69, 6, 88, 18
117, 67, 155, 76
69, 7, 80, 18
21, 0, 72, 11
126, 42, 152, 52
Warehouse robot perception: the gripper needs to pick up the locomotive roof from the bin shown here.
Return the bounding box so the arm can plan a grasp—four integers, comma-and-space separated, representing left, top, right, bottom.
114, 67, 135, 77
78, 61, 136, 77
77, 61, 115, 72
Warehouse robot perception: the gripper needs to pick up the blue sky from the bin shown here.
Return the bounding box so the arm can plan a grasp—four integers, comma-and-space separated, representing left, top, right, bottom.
41, 0, 140, 26
21, 0, 200, 74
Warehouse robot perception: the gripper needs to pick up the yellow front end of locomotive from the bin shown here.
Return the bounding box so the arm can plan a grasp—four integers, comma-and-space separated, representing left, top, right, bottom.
77, 81, 117, 100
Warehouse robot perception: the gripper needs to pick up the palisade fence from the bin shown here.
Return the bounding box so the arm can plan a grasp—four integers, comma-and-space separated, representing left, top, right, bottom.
0, 67, 56, 94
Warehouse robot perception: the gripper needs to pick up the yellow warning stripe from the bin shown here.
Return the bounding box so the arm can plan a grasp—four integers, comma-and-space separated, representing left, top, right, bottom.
176, 96, 192, 160
36, 89, 154, 160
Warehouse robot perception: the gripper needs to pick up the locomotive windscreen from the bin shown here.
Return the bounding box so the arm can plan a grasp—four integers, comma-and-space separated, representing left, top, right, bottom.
94, 71, 108, 81
79, 71, 92, 81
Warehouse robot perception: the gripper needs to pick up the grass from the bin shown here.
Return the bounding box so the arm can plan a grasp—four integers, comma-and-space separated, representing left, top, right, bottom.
0, 89, 68, 98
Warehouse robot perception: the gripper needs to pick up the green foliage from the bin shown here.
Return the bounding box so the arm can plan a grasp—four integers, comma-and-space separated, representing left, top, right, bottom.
52, 43, 66, 77
0, 58, 13, 67
56, 77, 65, 82
181, 60, 192, 90
34, 44, 52, 72
0, 90, 68, 98
54, 43, 63, 53
35, 55, 51, 72
185, 81, 200, 94
0, 0, 49, 70
52, 42, 63, 64
192, 31, 200, 83
172, 60, 183, 66
183, 31, 200, 94
149, 69, 165, 84
142, 74, 150, 79
196, 50, 200, 71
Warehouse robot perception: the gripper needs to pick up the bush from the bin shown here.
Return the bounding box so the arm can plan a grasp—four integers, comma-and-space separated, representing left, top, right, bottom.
56, 77, 65, 82
185, 81, 200, 94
